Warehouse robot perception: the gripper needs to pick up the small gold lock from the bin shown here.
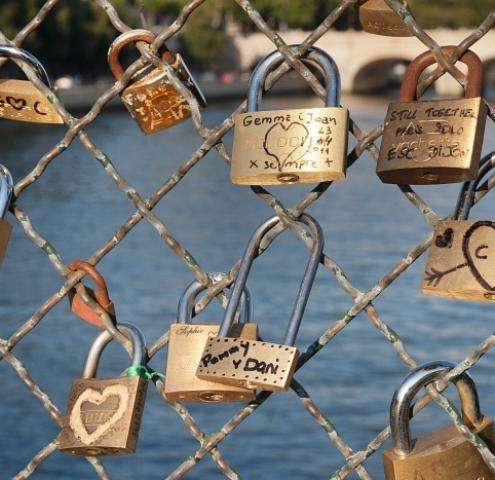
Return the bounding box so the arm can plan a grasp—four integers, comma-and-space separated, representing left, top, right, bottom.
108, 29, 206, 135
59, 323, 148, 456
377, 46, 487, 185
358, 0, 412, 37
197, 214, 323, 392
0, 165, 13, 265
383, 361, 495, 479
0, 45, 63, 124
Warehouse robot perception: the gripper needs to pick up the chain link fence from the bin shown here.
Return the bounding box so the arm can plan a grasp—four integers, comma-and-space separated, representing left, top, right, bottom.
2, 0, 495, 478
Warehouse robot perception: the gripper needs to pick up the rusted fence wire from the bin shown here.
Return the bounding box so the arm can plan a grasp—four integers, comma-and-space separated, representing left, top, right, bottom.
2, 0, 495, 478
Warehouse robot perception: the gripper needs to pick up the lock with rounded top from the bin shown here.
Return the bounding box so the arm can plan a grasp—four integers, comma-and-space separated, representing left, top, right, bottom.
377, 46, 487, 185
0, 165, 13, 265
108, 29, 206, 135
165, 272, 258, 403
231, 45, 348, 185
383, 361, 495, 479
197, 214, 323, 392
358, 0, 412, 37
422, 150, 495, 302
68, 260, 116, 328
59, 323, 149, 456
0, 45, 63, 124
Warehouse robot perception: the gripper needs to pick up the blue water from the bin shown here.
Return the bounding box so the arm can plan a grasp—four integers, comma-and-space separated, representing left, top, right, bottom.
1, 94, 495, 479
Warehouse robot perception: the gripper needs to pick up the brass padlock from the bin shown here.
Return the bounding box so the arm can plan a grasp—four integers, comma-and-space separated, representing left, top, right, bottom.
377, 46, 487, 185
165, 272, 258, 403
59, 323, 148, 456
0, 165, 13, 265
231, 45, 349, 185
0, 45, 63, 124
67, 260, 116, 328
197, 214, 323, 392
422, 151, 495, 302
358, 0, 412, 37
383, 361, 495, 479
108, 29, 206, 135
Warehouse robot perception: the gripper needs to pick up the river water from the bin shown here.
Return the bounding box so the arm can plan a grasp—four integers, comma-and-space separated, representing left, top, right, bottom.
1, 94, 495, 479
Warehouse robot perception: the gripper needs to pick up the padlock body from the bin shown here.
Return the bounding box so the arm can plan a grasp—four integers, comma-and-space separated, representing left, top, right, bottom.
197, 337, 299, 392
383, 416, 495, 479
59, 376, 147, 455
231, 107, 349, 185
0, 79, 63, 124
377, 97, 487, 184
165, 323, 258, 403
68, 286, 116, 328
422, 220, 495, 302
359, 0, 412, 37
0, 218, 12, 265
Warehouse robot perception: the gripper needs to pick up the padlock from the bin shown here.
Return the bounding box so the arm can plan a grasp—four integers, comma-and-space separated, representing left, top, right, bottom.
422, 150, 495, 302
108, 29, 206, 135
197, 214, 323, 392
67, 260, 116, 328
0, 45, 63, 124
358, 0, 412, 37
231, 45, 349, 185
383, 361, 495, 479
377, 46, 487, 185
0, 165, 13, 265
59, 323, 148, 455
165, 272, 258, 403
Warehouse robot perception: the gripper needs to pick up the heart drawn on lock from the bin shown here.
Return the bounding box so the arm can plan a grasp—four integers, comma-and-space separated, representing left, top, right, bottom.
6, 96, 27, 111
462, 221, 495, 292
263, 122, 310, 172
69, 384, 129, 445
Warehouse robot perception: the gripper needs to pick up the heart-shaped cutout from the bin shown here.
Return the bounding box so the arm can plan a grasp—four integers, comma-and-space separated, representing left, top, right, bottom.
69, 384, 129, 445
6, 96, 27, 111
435, 228, 454, 248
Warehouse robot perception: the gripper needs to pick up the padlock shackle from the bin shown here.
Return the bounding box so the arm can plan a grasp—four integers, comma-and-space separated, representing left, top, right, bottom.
390, 361, 483, 457
0, 45, 51, 88
247, 45, 340, 112
82, 323, 146, 379
0, 165, 13, 219
399, 46, 483, 102
177, 272, 253, 325
218, 213, 323, 346
107, 29, 174, 81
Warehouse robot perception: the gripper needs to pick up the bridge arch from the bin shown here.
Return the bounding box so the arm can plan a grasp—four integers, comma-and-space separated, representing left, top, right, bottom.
350, 57, 411, 94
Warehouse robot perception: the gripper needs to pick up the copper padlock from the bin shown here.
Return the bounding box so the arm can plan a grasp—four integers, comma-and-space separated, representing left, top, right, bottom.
422, 151, 495, 302
231, 45, 348, 185
0, 45, 63, 124
165, 272, 258, 403
383, 361, 495, 479
0, 165, 13, 265
358, 0, 412, 37
108, 29, 206, 135
68, 260, 116, 327
197, 214, 323, 392
377, 46, 487, 185
59, 323, 148, 456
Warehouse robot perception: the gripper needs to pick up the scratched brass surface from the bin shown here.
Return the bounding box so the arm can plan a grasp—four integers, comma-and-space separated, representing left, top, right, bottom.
358, 0, 411, 37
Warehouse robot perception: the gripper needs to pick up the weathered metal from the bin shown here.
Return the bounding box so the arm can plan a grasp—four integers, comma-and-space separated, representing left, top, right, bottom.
358, 0, 411, 37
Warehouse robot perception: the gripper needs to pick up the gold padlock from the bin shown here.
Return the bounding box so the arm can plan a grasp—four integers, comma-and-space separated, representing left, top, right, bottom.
0, 165, 13, 265
383, 361, 495, 479
358, 0, 412, 37
59, 323, 148, 456
377, 46, 487, 185
108, 29, 206, 135
197, 214, 323, 392
0, 45, 63, 124
165, 272, 258, 403
231, 45, 349, 185
422, 151, 495, 302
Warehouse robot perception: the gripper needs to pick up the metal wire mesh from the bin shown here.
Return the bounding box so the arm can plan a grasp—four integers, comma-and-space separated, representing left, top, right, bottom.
2, 0, 495, 478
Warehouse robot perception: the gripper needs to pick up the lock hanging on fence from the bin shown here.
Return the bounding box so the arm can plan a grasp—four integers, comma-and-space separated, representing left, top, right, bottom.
358, 0, 412, 37
165, 272, 258, 403
0, 45, 63, 124
382, 361, 495, 480
196, 214, 323, 392
377, 46, 487, 185
422, 151, 495, 302
68, 260, 116, 328
231, 45, 349, 185
108, 29, 206, 135
0, 165, 13, 265
59, 323, 149, 456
